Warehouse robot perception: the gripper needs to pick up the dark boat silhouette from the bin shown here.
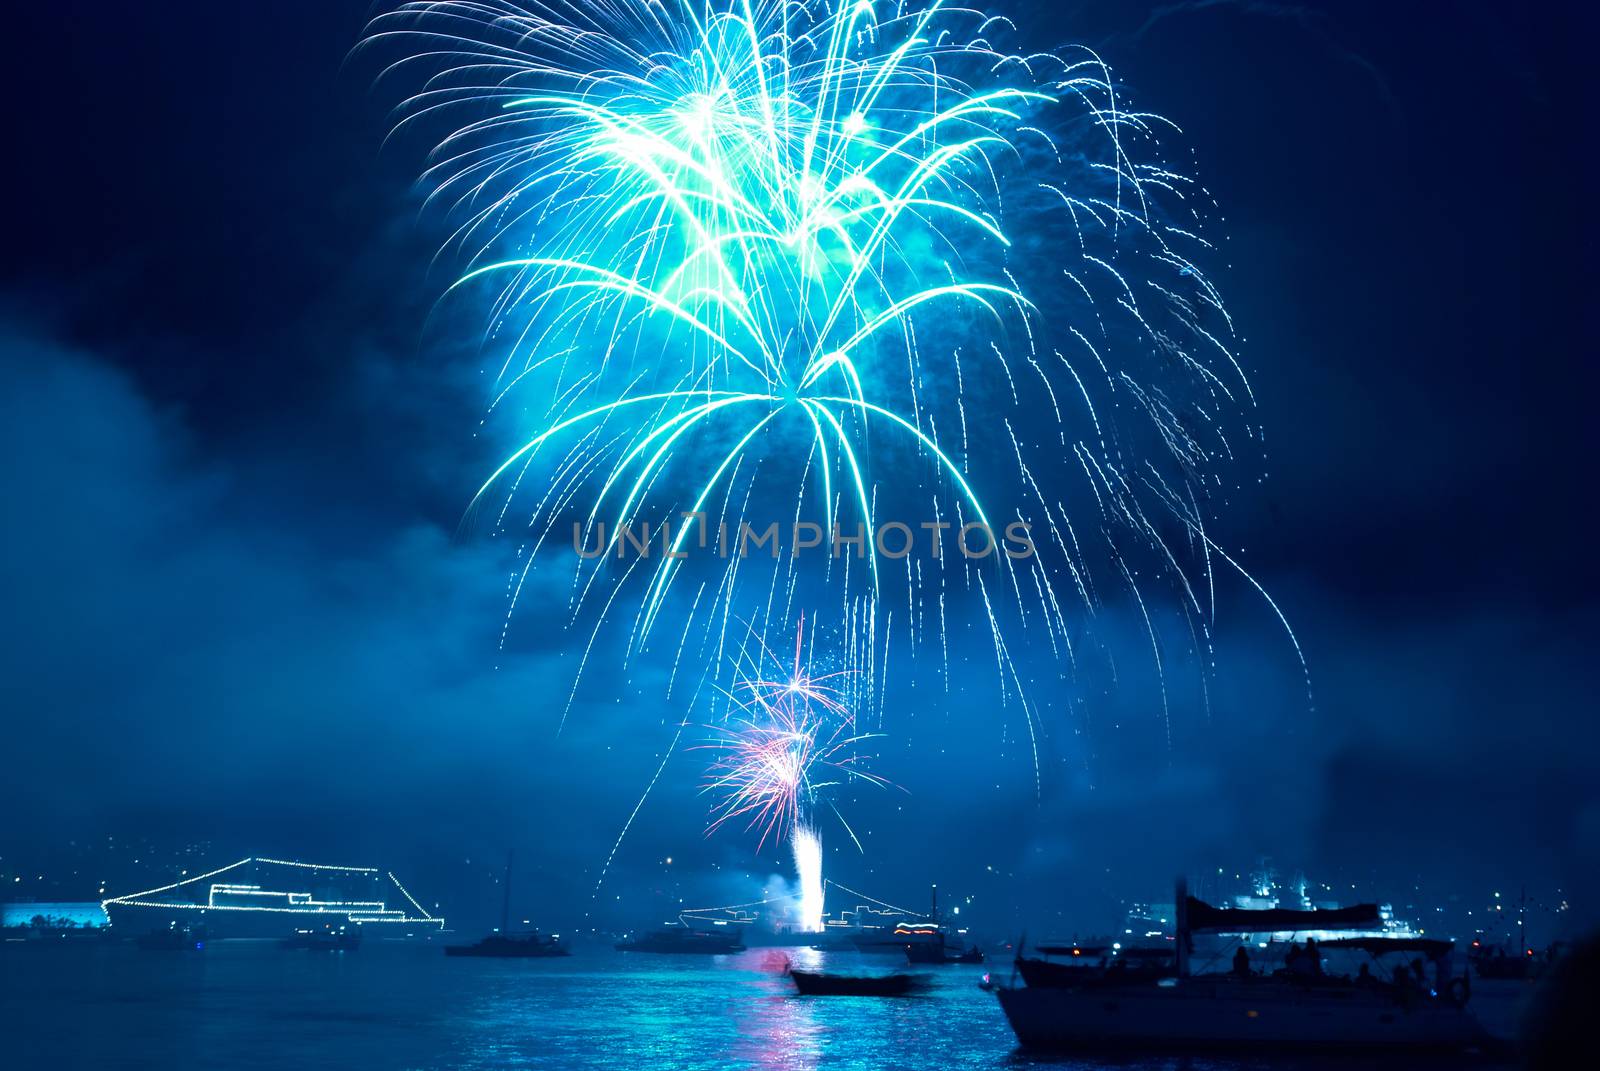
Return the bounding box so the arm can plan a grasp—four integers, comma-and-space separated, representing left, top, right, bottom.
1472, 945, 1536, 980
997, 879, 1487, 1053
445, 851, 571, 958
1470, 886, 1539, 979
446, 933, 569, 957
906, 939, 985, 965
790, 969, 926, 996
614, 925, 745, 954
850, 923, 946, 954
857, 886, 978, 962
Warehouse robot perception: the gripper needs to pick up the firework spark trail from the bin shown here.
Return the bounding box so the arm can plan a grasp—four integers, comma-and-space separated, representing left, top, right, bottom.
702, 618, 883, 843
362, 0, 1305, 772
699, 616, 886, 929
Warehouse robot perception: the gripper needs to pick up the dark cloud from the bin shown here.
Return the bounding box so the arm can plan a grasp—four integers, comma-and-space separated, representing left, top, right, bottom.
0, 326, 624, 916
3, 328, 1589, 932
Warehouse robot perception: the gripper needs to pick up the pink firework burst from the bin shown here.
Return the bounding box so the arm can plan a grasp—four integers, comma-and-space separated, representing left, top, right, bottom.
703, 618, 885, 848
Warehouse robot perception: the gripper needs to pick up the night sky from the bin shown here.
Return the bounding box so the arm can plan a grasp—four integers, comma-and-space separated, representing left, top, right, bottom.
2, 1, 1593, 937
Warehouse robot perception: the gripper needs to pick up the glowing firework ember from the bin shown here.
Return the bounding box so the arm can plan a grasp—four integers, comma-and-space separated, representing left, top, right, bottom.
702, 619, 884, 928
362, 0, 1304, 771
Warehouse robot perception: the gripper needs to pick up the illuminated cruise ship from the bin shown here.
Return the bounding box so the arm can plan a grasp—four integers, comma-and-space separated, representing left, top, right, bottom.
101, 856, 444, 938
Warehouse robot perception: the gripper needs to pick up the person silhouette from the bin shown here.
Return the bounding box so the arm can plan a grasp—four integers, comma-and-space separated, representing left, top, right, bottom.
1304, 937, 1324, 976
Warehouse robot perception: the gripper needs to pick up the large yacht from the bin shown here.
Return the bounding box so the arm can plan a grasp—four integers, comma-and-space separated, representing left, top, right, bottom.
996, 879, 1489, 1053
101, 856, 444, 939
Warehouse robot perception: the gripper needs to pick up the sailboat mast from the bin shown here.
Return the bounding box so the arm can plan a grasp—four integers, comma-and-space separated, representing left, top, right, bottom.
1519, 885, 1526, 955
501, 850, 513, 934
1175, 876, 1190, 978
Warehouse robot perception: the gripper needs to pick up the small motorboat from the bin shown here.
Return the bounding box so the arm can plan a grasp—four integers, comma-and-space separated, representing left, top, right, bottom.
446, 932, 568, 958
615, 925, 745, 954
789, 969, 926, 996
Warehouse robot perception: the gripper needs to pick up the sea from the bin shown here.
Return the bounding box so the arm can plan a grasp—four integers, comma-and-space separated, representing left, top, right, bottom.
1, 941, 1507, 1070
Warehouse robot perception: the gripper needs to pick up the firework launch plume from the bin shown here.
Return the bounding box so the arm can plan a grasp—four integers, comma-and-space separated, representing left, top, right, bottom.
701, 617, 883, 927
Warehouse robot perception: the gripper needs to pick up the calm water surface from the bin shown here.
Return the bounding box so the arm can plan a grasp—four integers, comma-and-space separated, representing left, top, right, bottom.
1, 942, 1482, 1070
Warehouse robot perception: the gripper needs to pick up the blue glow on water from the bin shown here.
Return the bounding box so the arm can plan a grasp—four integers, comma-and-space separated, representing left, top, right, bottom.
2, 943, 1473, 1069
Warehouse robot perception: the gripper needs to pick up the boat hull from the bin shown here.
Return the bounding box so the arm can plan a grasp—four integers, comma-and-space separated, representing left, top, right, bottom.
997, 980, 1487, 1052
906, 946, 985, 965
445, 942, 568, 958
613, 931, 745, 954
790, 970, 924, 996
